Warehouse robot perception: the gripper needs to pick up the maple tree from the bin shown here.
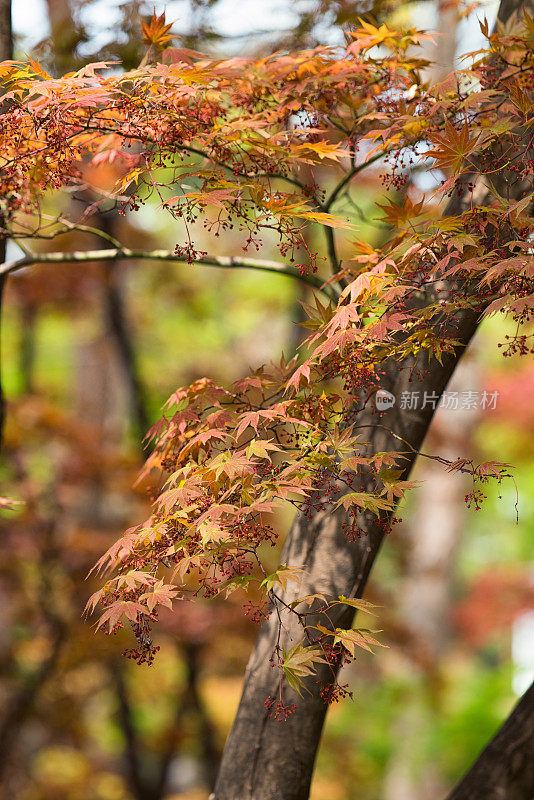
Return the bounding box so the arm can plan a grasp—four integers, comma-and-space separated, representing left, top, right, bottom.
0, 1, 533, 798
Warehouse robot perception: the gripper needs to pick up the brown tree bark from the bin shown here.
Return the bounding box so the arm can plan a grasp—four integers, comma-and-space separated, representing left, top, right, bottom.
384, 361, 479, 800
445, 681, 534, 800
212, 1, 534, 797
213, 300, 482, 800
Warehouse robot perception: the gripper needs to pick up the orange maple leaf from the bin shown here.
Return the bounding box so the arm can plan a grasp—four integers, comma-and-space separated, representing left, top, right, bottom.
141, 10, 174, 50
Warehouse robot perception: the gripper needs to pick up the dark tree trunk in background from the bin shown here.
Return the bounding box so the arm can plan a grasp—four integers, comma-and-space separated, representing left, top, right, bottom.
44, 0, 150, 446
44, 0, 81, 73
18, 299, 36, 394
181, 643, 221, 791
114, 643, 220, 800
0, 0, 9, 62
0, 0, 11, 448
0, 624, 64, 785
212, 1, 534, 797
102, 260, 150, 447
445, 681, 534, 800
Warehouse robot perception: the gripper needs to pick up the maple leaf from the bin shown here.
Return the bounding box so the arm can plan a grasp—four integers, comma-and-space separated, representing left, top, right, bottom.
337, 596, 378, 616
376, 195, 424, 226
335, 492, 396, 515
141, 10, 174, 50
170, 555, 203, 584
332, 627, 387, 657
84, 588, 106, 618
281, 642, 328, 696
234, 410, 264, 440
377, 468, 420, 501
371, 452, 407, 471
221, 575, 256, 598
245, 439, 281, 459
476, 461, 511, 480
24, 54, 51, 80
139, 581, 180, 612
261, 564, 308, 593
445, 457, 472, 473
96, 601, 147, 633
293, 209, 354, 230
427, 121, 480, 173
285, 362, 311, 394
185, 428, 229, 450
199, 520, 229, 545
116, 571, 154, 591
292, 141, 348, 163
315, 622, 386, 656
90, 526, 144, 575
288, 592, 328, 610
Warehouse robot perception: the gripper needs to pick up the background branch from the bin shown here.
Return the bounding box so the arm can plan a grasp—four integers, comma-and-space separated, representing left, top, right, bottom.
0, 248, 339, 301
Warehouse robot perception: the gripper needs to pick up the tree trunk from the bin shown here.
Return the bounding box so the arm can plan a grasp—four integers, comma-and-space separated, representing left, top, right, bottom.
445, 681, 534, 800
0, 0, 11, 448
213, 309, 482, 800
102, 260, 150, 447
212, 1, 533, 797
384, 361, 479, 800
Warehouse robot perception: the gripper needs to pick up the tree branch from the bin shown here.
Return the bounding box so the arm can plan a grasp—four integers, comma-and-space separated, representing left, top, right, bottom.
0, 248, 339, 301
324, 225, 340, 277
323, 151, 386, 211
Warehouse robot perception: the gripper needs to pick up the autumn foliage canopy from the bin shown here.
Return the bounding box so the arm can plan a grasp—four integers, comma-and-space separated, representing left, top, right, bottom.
0, 9, 532, 709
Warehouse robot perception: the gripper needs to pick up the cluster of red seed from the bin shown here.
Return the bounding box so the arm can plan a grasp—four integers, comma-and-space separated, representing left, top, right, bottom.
464, 488, 487, 511
264, 696, 297, 721
242, 601, 269, 624
123, 643, 161, 666
319, 681, 354, 704
498, 333, 534, 358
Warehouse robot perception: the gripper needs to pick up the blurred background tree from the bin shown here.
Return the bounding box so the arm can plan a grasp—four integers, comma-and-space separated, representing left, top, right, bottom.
0, 1, 532, 799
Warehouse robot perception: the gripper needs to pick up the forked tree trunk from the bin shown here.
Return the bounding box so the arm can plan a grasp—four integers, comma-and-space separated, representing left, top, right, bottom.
384, 361, 479, 800
212, 1, 533, 797
213, 307, 482, 800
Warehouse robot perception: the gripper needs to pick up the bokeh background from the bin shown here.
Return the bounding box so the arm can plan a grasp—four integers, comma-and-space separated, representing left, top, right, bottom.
1, 1, 533, 798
